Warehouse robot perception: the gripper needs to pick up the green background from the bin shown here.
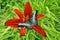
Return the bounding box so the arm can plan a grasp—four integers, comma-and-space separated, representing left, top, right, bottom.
0, 0, 60, 40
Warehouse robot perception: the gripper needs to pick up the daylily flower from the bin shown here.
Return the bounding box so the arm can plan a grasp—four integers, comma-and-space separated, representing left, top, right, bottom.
5, 2, 46, 37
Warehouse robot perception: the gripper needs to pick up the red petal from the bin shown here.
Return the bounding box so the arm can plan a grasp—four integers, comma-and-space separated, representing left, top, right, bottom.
32, 25, 46, 37
14, 9, 24, 21
37, 14, 44, 19
24, 2, 32, 17
20, 27, 26, 36
5, 19, 21, 28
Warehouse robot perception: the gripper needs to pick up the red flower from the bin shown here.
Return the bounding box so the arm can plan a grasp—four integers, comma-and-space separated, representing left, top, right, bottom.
5, 2, 46, 37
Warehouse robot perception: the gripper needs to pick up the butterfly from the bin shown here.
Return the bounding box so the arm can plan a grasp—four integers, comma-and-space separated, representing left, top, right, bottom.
18, 10, 38, 29
5, 2, 46, 37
